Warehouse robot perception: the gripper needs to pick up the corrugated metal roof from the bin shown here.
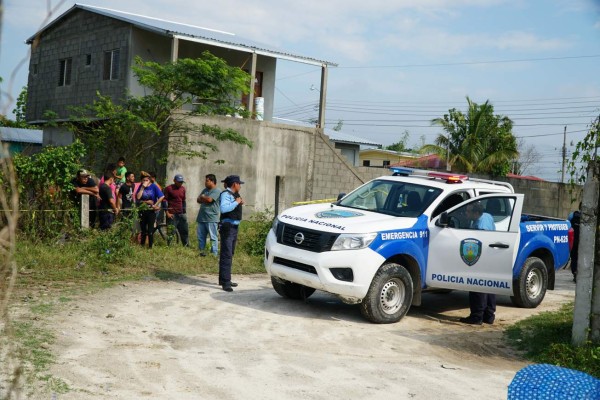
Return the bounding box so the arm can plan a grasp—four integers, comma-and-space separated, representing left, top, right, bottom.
325, 129, 381, 147
0, 127, 43, 144
27, 4, 336, 67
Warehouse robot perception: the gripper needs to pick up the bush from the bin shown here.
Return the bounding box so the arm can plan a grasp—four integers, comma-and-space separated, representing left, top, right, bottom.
5, 141, 86, 241
81, 219, 134, 269
240, 209, 273, 257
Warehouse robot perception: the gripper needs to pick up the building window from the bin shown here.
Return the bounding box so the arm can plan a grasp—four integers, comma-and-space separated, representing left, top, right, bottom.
383, 160, 390, 167
32, 64, 38, 75
85, 54, 92, 66
58, 58, 72, 86
363, 160, 371, 167
103, 49, 120, 80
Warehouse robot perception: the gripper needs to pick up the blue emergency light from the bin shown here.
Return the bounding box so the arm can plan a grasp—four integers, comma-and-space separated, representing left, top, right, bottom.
390, 167, 414, 176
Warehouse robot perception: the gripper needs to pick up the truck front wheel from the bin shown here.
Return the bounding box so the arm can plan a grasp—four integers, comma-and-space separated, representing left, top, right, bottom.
271, 277, 315, 300
511, 257, 548, 308
360, 263, 413, 324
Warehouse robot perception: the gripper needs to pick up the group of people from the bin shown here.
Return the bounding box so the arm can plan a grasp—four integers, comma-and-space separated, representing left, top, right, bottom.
71, 158, 245, 292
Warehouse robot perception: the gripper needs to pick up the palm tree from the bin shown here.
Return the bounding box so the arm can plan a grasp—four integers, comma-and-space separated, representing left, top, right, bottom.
422, 97, 518, 176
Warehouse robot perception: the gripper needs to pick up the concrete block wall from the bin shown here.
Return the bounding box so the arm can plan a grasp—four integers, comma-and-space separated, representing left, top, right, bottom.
27, 9, 130, 121
309, 132, 365, 200
164, 115, 581, 219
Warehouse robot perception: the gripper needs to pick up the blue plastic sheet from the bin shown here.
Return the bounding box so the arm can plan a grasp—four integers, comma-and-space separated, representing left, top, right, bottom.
508, 364, 600, 399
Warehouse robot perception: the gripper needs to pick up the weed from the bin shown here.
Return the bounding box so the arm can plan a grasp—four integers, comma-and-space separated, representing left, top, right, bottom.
505, 303, 600, 378
240, 209, 273, 257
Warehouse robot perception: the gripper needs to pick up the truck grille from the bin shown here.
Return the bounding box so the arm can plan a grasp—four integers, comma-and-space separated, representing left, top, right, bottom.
276, 222, 338, 253
273, 257, 317, 275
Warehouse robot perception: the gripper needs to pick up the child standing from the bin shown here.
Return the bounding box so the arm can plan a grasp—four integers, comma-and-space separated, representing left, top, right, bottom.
115, 157, 127, 190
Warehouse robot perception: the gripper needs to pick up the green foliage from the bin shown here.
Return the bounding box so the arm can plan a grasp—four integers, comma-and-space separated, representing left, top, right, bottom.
69, 52, 253, 173
12, 87, 29, 127
7, 141, 86, 240
567, 115, 600, 184
240, 209, 274, 256
81, 221, 134, 268
333, 120, 344, 132
505, 303, 600, 378
424, 97, 518, 175
385, 130, 411, 152
0, 87, 32, 128
133, 53, 251, 116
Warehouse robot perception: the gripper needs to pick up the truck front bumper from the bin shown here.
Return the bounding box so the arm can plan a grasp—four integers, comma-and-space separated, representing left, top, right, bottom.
264, 230, 386, 301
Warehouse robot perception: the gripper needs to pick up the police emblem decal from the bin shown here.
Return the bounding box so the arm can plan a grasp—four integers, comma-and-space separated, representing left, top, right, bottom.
460, 238, 482, 266
315, 210, 364, 218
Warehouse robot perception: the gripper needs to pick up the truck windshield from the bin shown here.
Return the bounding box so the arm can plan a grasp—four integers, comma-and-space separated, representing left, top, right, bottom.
337, 179, 442, 217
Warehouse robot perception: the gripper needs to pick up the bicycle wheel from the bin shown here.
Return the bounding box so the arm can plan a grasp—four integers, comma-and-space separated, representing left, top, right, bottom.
152, 223, 169, 246
152, 223, 180, 246
166, 223, 180, 246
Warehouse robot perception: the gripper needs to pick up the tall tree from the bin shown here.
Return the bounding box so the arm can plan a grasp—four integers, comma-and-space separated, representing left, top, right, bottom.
422, 97, 518, 176
385, 130, 411, 152
0, 86, 32, 129
514, 138, 541, 175
567, 114, 600, 184
69, 52, 253, 172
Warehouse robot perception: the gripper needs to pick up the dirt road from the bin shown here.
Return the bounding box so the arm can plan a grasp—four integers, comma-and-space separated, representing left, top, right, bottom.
37, 269, 575, 399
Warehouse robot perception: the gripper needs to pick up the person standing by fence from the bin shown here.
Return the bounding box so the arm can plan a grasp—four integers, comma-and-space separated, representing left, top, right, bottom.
568, 202, 581, 282
196, 174, 221, 256
164, 174, 190, 247
71, 169, 99, 228
98, 172, 119, 230
136, 171, 164, 248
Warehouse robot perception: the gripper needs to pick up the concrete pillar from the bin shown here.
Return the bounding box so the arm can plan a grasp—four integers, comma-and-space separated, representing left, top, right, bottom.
80, 194, 89, 229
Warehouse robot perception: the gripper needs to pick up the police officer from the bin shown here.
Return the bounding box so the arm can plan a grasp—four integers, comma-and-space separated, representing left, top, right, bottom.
218, 175, 245, 292
460, 201, 496, 325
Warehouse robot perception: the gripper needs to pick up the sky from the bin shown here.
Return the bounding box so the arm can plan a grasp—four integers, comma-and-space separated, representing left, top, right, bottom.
1, 0, 599, 181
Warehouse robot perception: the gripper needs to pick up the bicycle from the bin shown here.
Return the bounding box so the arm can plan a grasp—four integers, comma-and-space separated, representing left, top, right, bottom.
152, 209, 181, 246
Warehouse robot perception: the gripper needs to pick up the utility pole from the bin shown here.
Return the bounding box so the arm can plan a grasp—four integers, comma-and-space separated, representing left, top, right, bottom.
446, 135, 451, 172
561, 125, 567, 183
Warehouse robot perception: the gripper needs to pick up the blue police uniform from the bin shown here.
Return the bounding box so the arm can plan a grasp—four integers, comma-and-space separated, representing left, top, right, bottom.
218, 175, 244, 291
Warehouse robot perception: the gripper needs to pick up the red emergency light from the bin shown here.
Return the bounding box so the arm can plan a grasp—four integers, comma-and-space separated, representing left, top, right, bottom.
427, 172, 469, 183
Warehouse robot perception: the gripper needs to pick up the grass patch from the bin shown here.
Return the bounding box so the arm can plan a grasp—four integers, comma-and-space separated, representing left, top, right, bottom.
13, 321, 55, 376
15, 220, 266, 288
505, 303, 600, 378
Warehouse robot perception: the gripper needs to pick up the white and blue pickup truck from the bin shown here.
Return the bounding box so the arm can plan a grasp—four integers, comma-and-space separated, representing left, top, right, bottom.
264, 168, 573, 323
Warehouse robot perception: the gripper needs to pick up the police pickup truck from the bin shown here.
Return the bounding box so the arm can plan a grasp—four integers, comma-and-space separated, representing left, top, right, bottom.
264, 168, 573, 323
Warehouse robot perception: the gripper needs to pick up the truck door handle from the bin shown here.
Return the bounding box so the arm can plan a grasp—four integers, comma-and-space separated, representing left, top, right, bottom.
489, 243, 509, 249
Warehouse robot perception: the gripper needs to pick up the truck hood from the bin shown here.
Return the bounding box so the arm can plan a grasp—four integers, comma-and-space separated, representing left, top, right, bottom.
277, 204, 418, 234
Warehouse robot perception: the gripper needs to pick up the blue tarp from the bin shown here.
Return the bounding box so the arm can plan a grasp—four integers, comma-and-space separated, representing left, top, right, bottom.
508, 364, 600, 399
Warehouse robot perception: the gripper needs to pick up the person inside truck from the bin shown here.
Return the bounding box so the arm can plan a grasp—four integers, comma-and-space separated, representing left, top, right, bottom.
466, 201, 495, 231
460, 201, 497, 325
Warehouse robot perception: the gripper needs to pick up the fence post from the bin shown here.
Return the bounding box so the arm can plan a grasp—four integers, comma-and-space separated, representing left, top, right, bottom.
80, 194, 89, 229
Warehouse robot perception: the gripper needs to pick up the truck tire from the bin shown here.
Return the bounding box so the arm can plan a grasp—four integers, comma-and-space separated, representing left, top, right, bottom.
511, 257, 548, 308
271, 277, 315, 300
360, 263, 413, 324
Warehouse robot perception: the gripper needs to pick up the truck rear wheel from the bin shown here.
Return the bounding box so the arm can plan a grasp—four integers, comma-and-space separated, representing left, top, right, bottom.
360, 263, 413, 324
511, 257, 548, 308
271, 277, 315, 300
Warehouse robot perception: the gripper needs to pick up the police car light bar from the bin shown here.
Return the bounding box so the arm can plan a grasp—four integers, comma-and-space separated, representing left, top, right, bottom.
427, 172, 469, 183
389, 167, 414, 176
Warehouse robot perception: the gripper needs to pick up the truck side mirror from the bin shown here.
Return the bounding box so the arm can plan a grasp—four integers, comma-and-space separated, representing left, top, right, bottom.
436, 211, 449, 227
337, 192, 346, 201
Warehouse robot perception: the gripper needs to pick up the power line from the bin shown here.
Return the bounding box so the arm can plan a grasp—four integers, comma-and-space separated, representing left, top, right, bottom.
337, 54, 600, 69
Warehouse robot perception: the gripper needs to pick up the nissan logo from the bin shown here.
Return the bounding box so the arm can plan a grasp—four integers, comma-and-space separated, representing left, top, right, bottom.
294, 232, 305, 245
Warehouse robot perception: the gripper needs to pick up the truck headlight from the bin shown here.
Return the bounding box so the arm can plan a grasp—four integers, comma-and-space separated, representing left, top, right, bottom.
331, 233, 377, 251
271, 217, 279, 233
